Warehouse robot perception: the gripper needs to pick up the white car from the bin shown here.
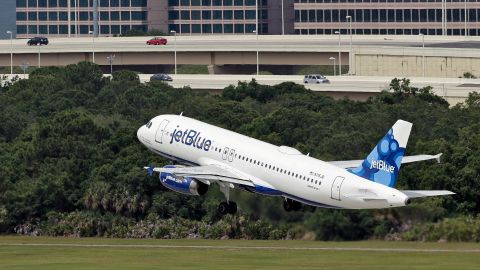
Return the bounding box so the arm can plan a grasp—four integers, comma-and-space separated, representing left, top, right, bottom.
304, 74, 330, 84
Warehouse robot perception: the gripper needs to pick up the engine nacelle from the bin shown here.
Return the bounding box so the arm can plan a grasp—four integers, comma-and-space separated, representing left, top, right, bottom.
159, 166, 208, 196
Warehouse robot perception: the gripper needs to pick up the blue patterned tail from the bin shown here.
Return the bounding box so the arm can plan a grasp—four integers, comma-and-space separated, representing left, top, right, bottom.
349, 120, 413, 187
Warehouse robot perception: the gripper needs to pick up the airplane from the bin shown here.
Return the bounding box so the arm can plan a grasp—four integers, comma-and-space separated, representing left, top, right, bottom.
137, 114, 454, 215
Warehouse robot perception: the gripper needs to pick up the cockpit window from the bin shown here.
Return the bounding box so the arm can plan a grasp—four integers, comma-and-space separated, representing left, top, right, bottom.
146, 121, 153, 128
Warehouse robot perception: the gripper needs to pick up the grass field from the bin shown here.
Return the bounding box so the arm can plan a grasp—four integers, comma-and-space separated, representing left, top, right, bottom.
0, 236, 479, 270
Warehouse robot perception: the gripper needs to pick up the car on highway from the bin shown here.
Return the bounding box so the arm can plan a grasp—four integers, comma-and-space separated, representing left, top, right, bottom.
147, 37, 168, 45
150, 74, 173, 82
303, 74, 330, 84
27, 37, 49, 46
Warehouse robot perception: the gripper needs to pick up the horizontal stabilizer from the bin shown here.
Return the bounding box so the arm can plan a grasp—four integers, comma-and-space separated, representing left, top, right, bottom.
401, 190, 455, 198
402, 153, 442, 164
329, 153, 442, 169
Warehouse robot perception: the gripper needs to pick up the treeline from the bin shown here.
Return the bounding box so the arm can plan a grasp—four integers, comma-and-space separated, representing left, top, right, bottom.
1, 62, 479, 241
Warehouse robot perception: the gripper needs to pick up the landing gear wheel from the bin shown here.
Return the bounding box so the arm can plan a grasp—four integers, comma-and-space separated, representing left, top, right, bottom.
218, 201, 237, 216
228, 202, 237, 215
218, 202, 229, 216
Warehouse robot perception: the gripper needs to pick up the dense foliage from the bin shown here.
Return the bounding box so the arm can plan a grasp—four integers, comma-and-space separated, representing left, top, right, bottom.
1, 62, 479, 241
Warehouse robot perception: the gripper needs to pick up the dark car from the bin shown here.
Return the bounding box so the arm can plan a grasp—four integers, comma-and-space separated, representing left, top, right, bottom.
146, 37, 168, 45
27, 37, 49, 46
150, 74, 173, 82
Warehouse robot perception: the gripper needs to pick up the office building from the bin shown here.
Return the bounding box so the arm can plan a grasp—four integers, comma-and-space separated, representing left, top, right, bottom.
294, 0, 480, 36
14, 0, 480, 37
15, 0, 293, 37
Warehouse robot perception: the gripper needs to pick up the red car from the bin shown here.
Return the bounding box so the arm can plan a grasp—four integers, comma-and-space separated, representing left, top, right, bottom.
147, 37, 167, 45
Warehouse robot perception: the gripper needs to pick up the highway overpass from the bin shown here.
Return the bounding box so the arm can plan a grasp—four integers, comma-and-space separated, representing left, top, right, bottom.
4, 74, 476, 105
2, 35, 480, 77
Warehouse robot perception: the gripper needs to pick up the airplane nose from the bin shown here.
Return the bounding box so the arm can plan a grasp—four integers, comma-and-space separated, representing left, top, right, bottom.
137, 126, 144, 142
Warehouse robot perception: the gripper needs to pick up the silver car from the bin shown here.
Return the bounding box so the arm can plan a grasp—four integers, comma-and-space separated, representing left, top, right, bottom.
303, 74, 330, 84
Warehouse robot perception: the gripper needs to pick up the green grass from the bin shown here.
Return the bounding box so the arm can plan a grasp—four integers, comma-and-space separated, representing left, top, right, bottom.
0, 236, 479, 270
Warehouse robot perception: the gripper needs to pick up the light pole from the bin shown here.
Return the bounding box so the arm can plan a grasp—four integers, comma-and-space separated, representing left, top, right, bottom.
89, 30, 95, 63
335, 31, 341, 76
170, 30, 177, 74
419, 33, 425, 77
107, 54, 115, 74
256, 0, 258, 37
253, 29, 259, 76
329, 57, 336, 76
38, 43, 41, 68
281, 0, 285, 35
6, 30, 13, 75
465, 0, 467, 37
346, 15, 353, 75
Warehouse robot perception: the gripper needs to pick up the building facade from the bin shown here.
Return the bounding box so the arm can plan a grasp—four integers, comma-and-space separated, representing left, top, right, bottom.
14, 0, 480, 38
15, 0, 149, 38
294, 0, 480, 36
15, 0, 293, 37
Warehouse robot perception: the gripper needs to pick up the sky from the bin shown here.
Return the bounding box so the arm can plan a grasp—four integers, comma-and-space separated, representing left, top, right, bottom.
0, 0, 16, 40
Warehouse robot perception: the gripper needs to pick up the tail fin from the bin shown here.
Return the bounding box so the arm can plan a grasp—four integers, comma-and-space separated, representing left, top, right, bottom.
349, 120, 412, 187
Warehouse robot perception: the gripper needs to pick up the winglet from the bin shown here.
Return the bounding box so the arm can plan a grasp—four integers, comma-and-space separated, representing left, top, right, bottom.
146, 165, 155, 176
435, 153, 442, 163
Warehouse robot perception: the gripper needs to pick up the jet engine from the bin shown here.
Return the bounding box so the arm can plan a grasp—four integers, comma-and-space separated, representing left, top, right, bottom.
159, 166, 208, 196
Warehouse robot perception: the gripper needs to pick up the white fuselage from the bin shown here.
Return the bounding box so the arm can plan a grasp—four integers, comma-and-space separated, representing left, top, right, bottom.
137, 115, 409, 209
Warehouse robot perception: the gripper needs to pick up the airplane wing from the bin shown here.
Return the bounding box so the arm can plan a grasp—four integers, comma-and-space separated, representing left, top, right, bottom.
145, 164, 255, 187
329, 153, 442, 169
401, 190, 455, 198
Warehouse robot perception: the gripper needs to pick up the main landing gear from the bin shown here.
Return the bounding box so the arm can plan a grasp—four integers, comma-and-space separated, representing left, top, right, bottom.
218, 201, 237, 215
217, 182, 237, 216
283, 198, 302, 212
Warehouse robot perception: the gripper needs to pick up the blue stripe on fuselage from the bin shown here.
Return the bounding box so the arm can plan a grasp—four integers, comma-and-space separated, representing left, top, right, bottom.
150, 148, 340, 209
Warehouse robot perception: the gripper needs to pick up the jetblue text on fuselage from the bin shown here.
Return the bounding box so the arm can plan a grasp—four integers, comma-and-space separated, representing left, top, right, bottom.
170, 126, 212, 151
370, 160, 395, 173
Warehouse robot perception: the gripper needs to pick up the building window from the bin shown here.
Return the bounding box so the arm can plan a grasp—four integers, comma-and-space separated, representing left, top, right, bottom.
100, 25, 110, 34
59, 24, 68, 34
224, 10, 233, 20
192, 24, 201, 33
213, 10, 222, 19
234, 24, 244, 33
28, 12, 37, 21
49, 25, 58, 34
17, 12, 27, 21
17, 25, 27, 34
181, 11, 190, 20
17, 0, 27, 8
39, 12, 48, 21
111, 25, 120, 34
131, 11, 146, 20
169, 24, 180, 32
28, 25, 37, 34
202, 11, 211, 20
80, 25, 89, 34
213, 23, 222, 33
49, 12, 58, 20
100, 12, 109, 21
234, 10, 244, 20
111, 12, 120, 21
169, 11, 179, 20
181, 24, 190, 33
192, 10, 201, 20
131, 0, 146, 7
121, 11, 130, 20
202, 24, 212, 33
